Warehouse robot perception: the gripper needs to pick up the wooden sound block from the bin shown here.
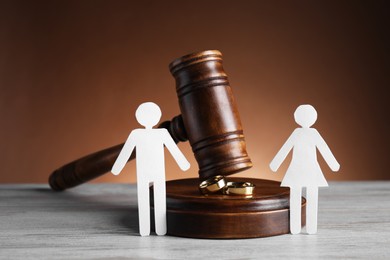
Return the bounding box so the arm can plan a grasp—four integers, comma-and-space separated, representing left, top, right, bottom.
160, 178, 306, 239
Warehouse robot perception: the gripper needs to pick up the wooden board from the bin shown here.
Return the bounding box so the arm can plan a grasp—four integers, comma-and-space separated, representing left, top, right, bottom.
1, 182, 390, 259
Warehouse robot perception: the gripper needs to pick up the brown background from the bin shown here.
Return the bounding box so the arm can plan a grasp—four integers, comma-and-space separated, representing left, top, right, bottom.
0, 0, 389, 184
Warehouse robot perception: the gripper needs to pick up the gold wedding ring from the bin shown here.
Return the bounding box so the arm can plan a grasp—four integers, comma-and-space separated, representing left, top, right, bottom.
224, 182, 255, 196
199, 175, 227, 195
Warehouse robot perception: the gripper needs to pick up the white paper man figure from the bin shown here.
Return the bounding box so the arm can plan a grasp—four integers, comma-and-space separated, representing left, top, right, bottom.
111, 102, 190, 236
270, 104, 340, 235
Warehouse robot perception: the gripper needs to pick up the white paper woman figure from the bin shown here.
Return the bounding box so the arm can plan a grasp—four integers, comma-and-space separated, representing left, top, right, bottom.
270, 104, 340, 234
111, 102, 190, 236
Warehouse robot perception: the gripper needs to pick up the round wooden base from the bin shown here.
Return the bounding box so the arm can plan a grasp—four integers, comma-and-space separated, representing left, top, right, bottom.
162, 178, 306, 239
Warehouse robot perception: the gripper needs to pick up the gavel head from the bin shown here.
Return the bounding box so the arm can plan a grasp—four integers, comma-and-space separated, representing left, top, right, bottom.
168, 50, 253, 180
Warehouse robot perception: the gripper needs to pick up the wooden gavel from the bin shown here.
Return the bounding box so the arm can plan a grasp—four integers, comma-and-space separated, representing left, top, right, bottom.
49, 50, 253, 191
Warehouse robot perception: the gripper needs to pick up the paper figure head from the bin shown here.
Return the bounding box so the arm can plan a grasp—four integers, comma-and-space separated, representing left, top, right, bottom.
136, 102, 162, 128
294, 104, 317, 128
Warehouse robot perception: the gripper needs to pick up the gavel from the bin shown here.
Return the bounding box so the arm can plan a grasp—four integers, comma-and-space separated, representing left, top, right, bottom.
49, 50, 253, 191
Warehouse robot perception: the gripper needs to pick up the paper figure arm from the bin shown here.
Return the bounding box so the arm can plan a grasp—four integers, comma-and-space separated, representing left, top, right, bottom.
314, 129, 340, 172
269, 129, 297, 172
163, 130, 190, 171
111, 131, 137, 175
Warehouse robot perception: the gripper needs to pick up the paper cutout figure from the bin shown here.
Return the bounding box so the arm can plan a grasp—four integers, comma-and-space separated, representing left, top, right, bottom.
111, 102, 190, 236
270, 104, 340, 234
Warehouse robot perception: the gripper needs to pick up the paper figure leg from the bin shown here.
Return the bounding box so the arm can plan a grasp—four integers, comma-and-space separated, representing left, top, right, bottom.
289, 187, 302, 234
137, 181, 150, 236
153, 180, 167, 236
306, 187, 318, 234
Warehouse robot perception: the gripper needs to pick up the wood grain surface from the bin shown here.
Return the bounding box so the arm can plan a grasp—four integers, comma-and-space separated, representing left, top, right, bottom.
163, 178, 305, 238
0, 182, 389, 259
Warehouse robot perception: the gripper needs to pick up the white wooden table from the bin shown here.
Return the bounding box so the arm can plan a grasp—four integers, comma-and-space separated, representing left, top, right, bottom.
1, 181, 389, 259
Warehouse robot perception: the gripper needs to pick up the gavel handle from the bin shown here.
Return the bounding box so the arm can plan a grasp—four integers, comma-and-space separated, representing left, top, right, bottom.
49, 116, 187, 191
49, 144, 131, 191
